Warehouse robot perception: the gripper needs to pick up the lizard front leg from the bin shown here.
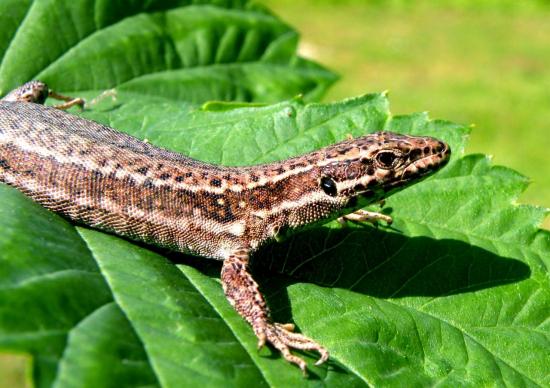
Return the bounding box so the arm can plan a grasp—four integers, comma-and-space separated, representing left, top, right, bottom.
221, 249, 328, 373
338, 208, 393, 226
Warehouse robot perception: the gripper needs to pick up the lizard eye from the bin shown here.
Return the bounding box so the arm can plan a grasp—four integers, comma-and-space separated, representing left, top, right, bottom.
375, 151, 398, 169
320, 176, 338, 196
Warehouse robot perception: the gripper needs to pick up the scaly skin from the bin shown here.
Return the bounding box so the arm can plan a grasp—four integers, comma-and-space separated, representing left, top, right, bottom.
0, 81, 451, 372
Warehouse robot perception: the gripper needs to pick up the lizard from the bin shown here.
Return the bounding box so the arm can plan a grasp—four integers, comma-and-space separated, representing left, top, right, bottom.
0, 81, 451, 373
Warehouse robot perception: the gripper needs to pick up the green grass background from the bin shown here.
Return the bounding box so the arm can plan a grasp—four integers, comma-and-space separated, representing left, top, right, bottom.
1, 1, 549, 386
261, 0, 550, 229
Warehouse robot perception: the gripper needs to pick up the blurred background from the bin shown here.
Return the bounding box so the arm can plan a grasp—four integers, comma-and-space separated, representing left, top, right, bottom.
261, 0, 550, 229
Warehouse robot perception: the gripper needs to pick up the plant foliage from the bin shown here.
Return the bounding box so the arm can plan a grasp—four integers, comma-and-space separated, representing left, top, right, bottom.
0, 1, 548, 387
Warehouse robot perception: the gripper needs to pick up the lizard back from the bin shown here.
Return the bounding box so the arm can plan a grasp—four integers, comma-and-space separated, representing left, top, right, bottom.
0, 101, 450, 259
0, 102, 263, 258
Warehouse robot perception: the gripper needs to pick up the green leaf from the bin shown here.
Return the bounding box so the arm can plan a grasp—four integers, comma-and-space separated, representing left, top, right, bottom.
2, 91, 548, 386
1, 1, 548, 387
263, 113, 548, 386
53, 303, 158, 388
0, 184, 113, 387
0, 1, 336, 103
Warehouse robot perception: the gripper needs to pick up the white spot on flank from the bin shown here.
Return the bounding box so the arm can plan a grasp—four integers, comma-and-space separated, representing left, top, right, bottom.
217, 243, 240, 259
228, 221, 246, 236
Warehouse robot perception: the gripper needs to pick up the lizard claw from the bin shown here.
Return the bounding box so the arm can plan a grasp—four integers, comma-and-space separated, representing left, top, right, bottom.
256, 333, 267, 350
257, 322, 329, 372
314, 350, 330, 366
277, 323, 296, 332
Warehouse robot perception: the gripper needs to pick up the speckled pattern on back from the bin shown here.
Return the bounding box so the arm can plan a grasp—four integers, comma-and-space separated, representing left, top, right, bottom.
0, 81, 450, 372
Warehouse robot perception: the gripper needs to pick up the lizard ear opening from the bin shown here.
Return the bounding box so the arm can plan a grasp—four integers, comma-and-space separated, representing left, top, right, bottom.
320, 176, 338, 196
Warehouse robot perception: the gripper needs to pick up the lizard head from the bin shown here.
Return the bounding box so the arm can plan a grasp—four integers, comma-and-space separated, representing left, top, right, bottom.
317, 131, 451, 206
237, 131, 451, 238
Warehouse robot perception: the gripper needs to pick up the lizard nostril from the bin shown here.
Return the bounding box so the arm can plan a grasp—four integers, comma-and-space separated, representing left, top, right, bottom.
409, 148, 422, 160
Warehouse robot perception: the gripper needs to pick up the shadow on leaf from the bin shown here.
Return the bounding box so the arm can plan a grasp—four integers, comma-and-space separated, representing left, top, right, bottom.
256, 225, 530, 298
164, 224, 530, 378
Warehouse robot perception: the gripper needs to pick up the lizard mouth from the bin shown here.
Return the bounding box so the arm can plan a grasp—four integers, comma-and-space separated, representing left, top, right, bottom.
399, 141, 451, 181
410, 142, 451, 175
350, 140, 451, 202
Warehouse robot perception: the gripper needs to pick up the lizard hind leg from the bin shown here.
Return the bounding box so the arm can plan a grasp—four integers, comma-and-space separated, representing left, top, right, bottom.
1, 80, 84, 109
1, 81, 50, 104
221, 250, 328, 373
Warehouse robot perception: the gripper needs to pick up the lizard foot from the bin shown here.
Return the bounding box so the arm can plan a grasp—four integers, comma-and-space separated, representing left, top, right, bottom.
338, 208, 392, 226
257, 322, 329, 374
221, 252, 329, 373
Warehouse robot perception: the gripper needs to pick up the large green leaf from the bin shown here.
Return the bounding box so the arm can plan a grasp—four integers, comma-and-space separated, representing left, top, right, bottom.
0, 0, 336, 103
0, 1, 548, 387
53, 303, 158, 388
1, 92, 548, 386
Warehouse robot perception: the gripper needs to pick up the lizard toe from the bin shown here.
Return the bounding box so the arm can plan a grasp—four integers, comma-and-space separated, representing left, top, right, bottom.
262, 322, 329, 372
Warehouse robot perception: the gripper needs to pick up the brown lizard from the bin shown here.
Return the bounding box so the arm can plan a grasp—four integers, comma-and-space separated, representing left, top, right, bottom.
0, 81, 451, 372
